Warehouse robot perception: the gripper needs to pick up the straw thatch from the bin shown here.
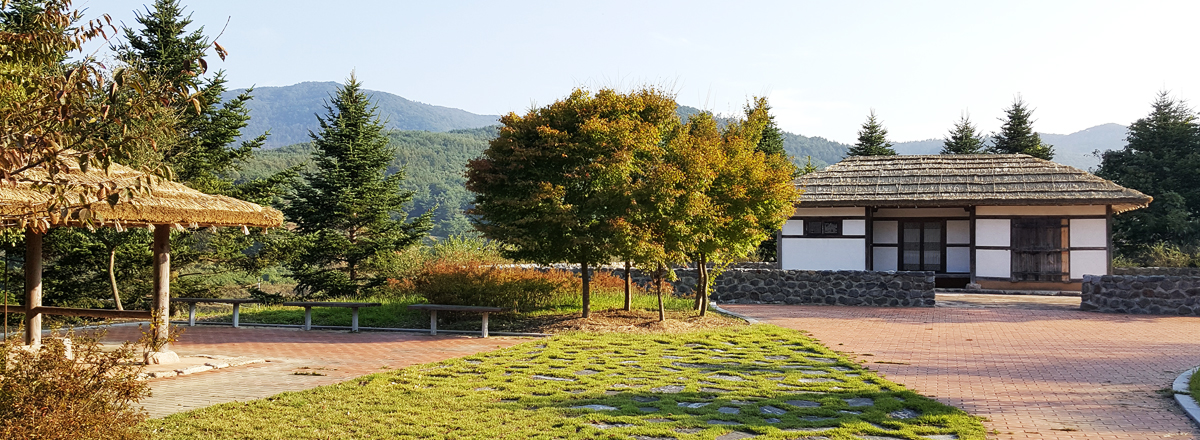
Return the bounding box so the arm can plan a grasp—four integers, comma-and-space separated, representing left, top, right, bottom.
0, 158, 283, 228
797, 154, 1152, 213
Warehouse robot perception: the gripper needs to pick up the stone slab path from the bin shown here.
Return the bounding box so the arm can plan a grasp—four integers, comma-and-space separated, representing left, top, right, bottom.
726, 295, 1200, 440
98, 326, 528, 418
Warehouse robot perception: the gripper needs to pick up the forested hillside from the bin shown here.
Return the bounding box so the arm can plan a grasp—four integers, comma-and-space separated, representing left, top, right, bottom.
224, 82, 499, 148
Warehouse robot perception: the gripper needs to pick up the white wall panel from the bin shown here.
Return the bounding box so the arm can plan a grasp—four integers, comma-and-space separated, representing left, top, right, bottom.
1070, 219, 1107, 248
793, 207, 865, 217
872, 247, 898, 271
976, 219, 1011, 247
782, 219, 804, 236
976, 249, 1011, 278
780, 238, 866, 271
976, 205, 1106, 216
843, 219, 866, 236
946, 247, 970, 273
873, 221, 898, 244
947, 220, 971, 244
1070, 250, 1108, 278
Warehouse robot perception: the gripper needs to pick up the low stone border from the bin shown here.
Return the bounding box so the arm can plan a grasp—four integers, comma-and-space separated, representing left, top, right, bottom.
938, 288, 1081, 297
707, 304, 760, 324
141, 355, 265, 380
1172, 366, 1200, 427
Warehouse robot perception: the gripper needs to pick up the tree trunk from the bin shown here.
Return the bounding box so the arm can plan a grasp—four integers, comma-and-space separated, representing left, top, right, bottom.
108, 247, 123, 311
581, 261, 591, 319
698, 253, 708, 317
623, 260, 632, 311
656, 263, 665, 322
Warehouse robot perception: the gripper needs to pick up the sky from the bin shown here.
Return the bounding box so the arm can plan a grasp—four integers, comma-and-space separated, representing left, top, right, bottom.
77, 0, 1200, 144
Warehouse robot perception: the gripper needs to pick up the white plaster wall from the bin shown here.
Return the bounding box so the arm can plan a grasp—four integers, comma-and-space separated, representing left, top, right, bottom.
780, 238, 866, 271
782, 219, 804, 236
1070, 250, 1108, 278
976, 205, 1106, 216
946, 247, 970, 273
1069, 219, 1107, 248
874, 208, 970, 218
976, 219, 1011, 247
793, 207, 866, 217
947, 220, 970, 244
843, 219, 866, 236
873, 221, 898, 244
873, 247, 898, 271
976, 249, 1011, 278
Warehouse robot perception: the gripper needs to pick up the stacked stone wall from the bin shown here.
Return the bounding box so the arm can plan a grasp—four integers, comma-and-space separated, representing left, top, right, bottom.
1081, 275, 1200, 316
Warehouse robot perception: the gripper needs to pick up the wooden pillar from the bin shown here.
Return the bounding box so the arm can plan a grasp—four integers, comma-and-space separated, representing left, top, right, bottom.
968, 206, 977, 285
152, 224, 171, 346
1106, 205, 1113, 275
24, 229, 42, 346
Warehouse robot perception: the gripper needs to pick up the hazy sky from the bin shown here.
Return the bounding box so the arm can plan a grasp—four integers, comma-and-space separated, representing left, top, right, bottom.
78, 0, 1199, 144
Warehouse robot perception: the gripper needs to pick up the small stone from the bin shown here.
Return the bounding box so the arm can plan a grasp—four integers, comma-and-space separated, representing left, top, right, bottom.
632, 437, 673, 440
799, 416, 835, 422
675, 428, 703, 434
644, 418, 672, 423
860, 437, 905, 440
838, 410, 861, 415
633, 396, 660, 403
830, 366, 853, 371
924, 436, 958, 440
729, 400, 753, 405
714, 431, 754, 440
574, 369, 599, 375
717, 406, 740, 414
621, 360, 639, 364
844, 397, 874, 407
798, 378, 838, 383
678, 402, 711, 408
204, 362, 230, 369
786, 399, 821, 408
888, 408, 920, 419
572, 404, 618, 411
701, 387, 731, 393
707, 420, 740, 425
604, 390, 620, 396
764, 417, 781, 423
709, 374, 746, 382
652, 385, 685, 393
764, 355, 788, 360
639, 407, 659, 412
760, 405, 787, 415
531, 375, 574, 382
805, 357, 837, 363
587, 422, 634, 429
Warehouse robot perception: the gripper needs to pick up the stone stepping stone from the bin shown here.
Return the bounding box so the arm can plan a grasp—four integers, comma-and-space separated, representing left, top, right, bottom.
714, 431, 755, 440
644, 418, 672, 423
801, 370, 831, 375
532, 374, 575, 382
571, 404, 617, 411
678, 402, 711, 409
799, 416, 835, 422
764, 418, 780, 423
830, 366, 853, 371
474, 387, 494, 391
604, 390, 620, 396
661, 367, 682, 372
751, 369, 783, 374
533, 344, 547, 348
798, 378, 838, 383
845, 373, 861, 377
717, 406, 740, 414
567, 389, 586, 394
633, 396, 660, 403
674, 362, 722, 369
860, 436, 905, 440
777, 383, 801, 388
709, 374, 746, 381
574, 369, 599, 375
805, 357, 837, 363
662, 355, 682, 359
586, 422, 634, 429
888, 408, 920, 419
924, 435, 958, 440
760, 405, 787, 415
730, 400, 753, 405
767, 376, 785, 381
786, 400, 821, 408
711, 348, 727, 353
700, 387, 731, 393
844, 397, 875, 407
465, 360, 481, 364
699, 381, 718, 385
707, 420, 740, 425
621, 360, 639, 364
632, 437, 673, 440
787, 427, 832, 432
684, 343, 702, 347
839, 410, 862, 415
764, 355, 788, 360
639, 407, 659, 412
676, 427, 703, 434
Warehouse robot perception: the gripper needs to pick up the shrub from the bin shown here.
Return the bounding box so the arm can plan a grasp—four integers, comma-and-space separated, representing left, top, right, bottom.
1122, 242, 1200, 267
411, 262, 578, 311
1, 330, 149, 440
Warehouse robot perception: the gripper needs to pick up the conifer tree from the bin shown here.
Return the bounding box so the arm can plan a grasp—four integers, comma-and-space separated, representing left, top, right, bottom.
847, 110, 896, 156
988, 97, 1054, 160
285, 76, 431, 298
941, 113, 986, 154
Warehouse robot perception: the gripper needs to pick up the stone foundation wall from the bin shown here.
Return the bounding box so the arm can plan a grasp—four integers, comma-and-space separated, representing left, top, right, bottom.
1081, 275, 1200, 316
1113, 267, 1200, 277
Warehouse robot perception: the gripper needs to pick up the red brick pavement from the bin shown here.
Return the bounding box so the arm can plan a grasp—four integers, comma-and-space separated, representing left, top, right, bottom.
99, 326, 529, 417
725, 300, 1200, 440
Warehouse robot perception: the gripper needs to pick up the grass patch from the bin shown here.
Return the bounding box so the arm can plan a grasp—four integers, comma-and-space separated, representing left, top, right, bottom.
145, 325, 985, 439
188, 289, 705, 333
1191, 367, 1199, 397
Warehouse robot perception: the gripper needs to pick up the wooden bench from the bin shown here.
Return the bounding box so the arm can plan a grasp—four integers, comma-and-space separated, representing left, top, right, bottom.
282, 302, 382, 332
408, 304, 505, 338
171, 298, 260, 328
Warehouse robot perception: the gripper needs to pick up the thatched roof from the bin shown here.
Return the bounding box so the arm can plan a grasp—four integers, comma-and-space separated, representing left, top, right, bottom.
0, 158, 283, 229
797, 154, 1152, 213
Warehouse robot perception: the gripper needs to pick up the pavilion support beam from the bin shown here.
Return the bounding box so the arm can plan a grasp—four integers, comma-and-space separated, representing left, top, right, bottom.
24, 229, 42, 346
152, 224, 171, 348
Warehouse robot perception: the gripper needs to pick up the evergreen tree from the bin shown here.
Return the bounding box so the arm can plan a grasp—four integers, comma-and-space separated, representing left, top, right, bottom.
751, 98, 786, 157
285, 75, 431, 298
941, 112, 986, 154
1096, 92, 1200, 251
988, 97, 1054, 159
847, 110, 896, 156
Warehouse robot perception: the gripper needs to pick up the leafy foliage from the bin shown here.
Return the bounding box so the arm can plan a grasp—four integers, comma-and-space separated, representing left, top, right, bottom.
988, 96, 1054, 159
1097, 92, 1200, 251
284, 76, 432, 298
847, 110, 896, 156
410, 263, 580, 312
941, 113, 986, 154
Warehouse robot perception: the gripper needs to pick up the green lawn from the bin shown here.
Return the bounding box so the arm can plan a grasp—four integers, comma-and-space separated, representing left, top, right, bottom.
1191, 367, 1199, 397
145, 325, 985, 439
187, 290, 702, 332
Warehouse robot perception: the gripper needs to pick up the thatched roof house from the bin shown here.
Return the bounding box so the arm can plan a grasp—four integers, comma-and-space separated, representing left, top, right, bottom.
780, 154, 1151, 291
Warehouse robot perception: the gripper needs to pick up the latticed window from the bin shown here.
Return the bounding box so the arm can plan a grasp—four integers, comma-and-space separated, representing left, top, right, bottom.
804, 219, 841, 236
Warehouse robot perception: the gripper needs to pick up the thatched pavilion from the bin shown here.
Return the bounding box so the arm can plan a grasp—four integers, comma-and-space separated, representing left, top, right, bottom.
0, 158, 283, 349
780, 154, 1152, 291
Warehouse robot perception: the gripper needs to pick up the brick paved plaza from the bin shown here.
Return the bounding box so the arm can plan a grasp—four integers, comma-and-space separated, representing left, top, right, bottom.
727, 295, 1200, 440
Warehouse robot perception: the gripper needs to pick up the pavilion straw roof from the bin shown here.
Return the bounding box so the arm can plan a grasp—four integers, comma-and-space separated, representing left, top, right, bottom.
797, 154, 1152, 213
0, 157, 283, 229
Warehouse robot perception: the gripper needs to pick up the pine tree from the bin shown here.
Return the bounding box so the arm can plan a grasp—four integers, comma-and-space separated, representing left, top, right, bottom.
751, 98, 786, 157
847, 110, 896, 156
989, 97, 1054, 159
941, 113, 986, 154
285, 75, 431, 298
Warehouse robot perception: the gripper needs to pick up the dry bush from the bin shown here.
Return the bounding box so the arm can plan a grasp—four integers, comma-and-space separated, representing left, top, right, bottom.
410, 262, 578, 311
1, 330, 149, 440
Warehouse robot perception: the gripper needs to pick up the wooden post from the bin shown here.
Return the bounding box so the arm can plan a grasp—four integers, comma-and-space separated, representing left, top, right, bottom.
152, 225, 171, 347
24, 229, 42, 346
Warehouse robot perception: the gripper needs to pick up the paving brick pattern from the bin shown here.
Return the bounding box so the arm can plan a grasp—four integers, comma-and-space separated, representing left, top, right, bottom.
726, 296, 1200, 440
99, 326, 527, 418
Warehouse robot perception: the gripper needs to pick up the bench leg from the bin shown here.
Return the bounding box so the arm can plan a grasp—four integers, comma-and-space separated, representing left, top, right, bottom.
232, 303, 241, 328
481, 312, 489, 338
351, 308, 360, 332
303, 307, 312, 330
430, 310, 437, 336
187, 303, 197, 327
